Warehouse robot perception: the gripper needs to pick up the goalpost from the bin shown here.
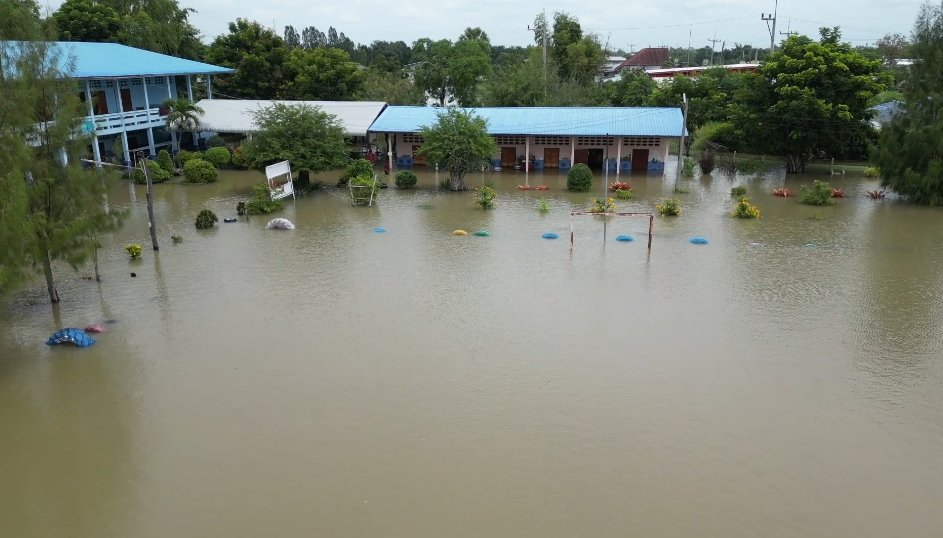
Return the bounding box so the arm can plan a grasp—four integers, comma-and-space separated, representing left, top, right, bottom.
569, 211, 655, 251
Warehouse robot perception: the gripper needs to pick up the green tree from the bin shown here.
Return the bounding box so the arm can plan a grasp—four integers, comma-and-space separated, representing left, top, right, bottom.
734, 29, 888, 172
3, 41, 124, 302
608, 69, 656, 106
286, 47, 364, 100
161, 97, 203, 152
413, 31, 491, 106
485, 47, 605, 107
52, 0, 121, 42
417, 108, 497, 191
873, 2, 943, 204
242, 103, 348, 180
550, 12, 603, 83
206, 19, 290, 99
358, 68, 424, 105
97, 0, 203, 58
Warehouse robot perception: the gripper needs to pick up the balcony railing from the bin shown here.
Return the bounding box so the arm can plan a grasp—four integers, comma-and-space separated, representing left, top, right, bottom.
80, 108, 167, 135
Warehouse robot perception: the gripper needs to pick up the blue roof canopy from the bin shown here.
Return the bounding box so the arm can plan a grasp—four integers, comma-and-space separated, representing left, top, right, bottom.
369, 106, 686, 137
4, 41, 233, 79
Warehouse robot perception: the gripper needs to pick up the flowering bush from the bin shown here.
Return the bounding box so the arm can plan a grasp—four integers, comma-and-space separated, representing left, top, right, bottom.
866, 189, 886, 200
609, 181, 632, 192
772, 188, 794, 197
656, 198, 681, 216
125, 243, 142, 259
588, 197, 617, 213
831, 188, 845, 198
475, 185, 496, 209
731, 197, 761, 219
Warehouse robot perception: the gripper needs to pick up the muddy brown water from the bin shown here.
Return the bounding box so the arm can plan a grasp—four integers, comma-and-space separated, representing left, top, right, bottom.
2, 163, 942, 537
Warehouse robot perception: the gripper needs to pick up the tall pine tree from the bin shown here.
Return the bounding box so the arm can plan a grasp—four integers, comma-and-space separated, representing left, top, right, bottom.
874, 2, 943, 205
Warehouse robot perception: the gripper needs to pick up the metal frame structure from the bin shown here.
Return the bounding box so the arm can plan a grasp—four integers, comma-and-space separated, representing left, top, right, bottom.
569, 211, 655, 251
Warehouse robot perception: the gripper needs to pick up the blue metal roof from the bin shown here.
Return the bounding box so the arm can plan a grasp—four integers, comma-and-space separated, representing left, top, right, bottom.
4, 41, 233, 79
369, 106, 686, 137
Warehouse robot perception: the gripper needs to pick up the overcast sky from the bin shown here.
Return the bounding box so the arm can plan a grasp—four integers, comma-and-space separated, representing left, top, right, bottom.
45, 0, 925, 52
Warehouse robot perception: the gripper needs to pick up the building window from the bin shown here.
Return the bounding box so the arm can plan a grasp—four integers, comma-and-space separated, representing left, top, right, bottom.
402, 133, 425, 144
576, 136, 614, 146
533, 136, 569, 145
494, 135, 525, 145
622, 137, 661, 147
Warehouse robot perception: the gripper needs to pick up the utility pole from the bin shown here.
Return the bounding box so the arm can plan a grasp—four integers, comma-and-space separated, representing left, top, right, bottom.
686, 26, 692, 66
720, 40, 725, 66
761, 0, 779, 53
780, 20, 798, 40
527, 8, 548, 90
707, 35, 722, 66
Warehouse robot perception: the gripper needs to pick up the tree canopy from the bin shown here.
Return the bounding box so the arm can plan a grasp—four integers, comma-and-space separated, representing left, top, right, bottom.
242, 103, 349, 175
206, 19, 291, 99
287, 47, 364, 100
873, 2, 943, 204
412, 29, 491, 106
417, 108, 497, 191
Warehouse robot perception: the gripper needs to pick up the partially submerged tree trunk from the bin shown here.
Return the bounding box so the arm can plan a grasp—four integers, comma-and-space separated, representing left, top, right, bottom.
41, 249, 59, 304
450, 172, 466, 191
785, 154, 807, 173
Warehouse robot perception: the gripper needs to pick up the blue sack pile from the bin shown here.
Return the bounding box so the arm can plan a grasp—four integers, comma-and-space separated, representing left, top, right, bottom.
46, 328, 96, 348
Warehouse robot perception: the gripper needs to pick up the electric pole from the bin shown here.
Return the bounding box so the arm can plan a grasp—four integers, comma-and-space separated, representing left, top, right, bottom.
780, 20, 798, 40
707, 35, 722, 66
761, 0, 779, 53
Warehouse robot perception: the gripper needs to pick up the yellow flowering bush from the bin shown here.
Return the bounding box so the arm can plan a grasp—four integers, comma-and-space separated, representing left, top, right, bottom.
588, 197, 617, 213
656, 198, 681, 216
732, 197, 761, 219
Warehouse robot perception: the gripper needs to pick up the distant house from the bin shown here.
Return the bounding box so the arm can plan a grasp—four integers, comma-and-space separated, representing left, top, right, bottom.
601, 55, 627, 77
869, 101, 904, 130
614, 47, 670, 73
5, 41, 233, 165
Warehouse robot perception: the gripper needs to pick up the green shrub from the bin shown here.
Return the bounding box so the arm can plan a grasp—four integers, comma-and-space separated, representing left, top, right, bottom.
567, 163, 593, 192
799, 180, 834, 206
681, 157, 696, 177
616, 189, 634, 200
349, 174, 379, 204
656, 198, 681, 216
231, 145, 248, 169
177, 149, 201, 164
864, 166, 880, 178
699, 151, 716, 174
157, 149, 174, 175
537, 197, 550, 213
730, 185, 747, 197
338, 158, 374, 186
736, 158, 768, 174
438, 178, 451, 189
474, 184, 496, 209
395, 170, 417, 188
183, 158, 219, 184
204, 146, 232, 168
124, 243, 142, 259
195, 209, 218, 229
133, 160, 171, 184
245, 184, 284, 215
732, 197, 761, 219
207, 134, 226, 148
673, 186, 689, 194
588, 197, 617, 213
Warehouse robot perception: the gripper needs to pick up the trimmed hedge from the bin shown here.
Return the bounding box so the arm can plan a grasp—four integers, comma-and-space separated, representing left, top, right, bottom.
183, 158, 219, 183
157, 149, 174, 175
567, 163, 593, 192
395, 170, 417, 188
132, 160, 171, 184
204, 146, 232, 168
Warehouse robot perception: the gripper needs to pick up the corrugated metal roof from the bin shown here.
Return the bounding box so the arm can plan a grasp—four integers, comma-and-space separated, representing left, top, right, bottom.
3, 41, 233, 78
194, 100, 388, 137
369, 106, 686, 137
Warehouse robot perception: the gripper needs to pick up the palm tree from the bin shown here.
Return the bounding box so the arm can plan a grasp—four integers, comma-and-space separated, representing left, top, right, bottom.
161, 98, 204, 153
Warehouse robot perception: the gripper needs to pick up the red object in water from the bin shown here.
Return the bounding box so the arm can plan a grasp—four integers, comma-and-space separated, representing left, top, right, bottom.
84, 324, 106, 333
772, 188, 795, 197
831, 188, 845, 198
383, 162, 390, 176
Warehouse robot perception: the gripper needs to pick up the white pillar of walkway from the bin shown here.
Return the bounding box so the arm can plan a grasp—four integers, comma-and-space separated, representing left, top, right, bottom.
207, 75, 213, 99
616, 137, 622, 178
114, 82, 130, 165
387, 134, 393, 168
142, 77, 156, 157
85, 80, 101, 165
570, 136, 575, 165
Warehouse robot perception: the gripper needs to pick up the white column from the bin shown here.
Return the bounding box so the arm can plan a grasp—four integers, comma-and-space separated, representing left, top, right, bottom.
166, 76, 172, 100
207, 75, 213, 99
85, 80, 102, 166
187, 75, 197, 146
616, 138, 623, 178
115, 81, 130, 164
525, 137, 530, 173
387, 134, 393, 167
142, 77, 155, 157
570, 136, 575, 164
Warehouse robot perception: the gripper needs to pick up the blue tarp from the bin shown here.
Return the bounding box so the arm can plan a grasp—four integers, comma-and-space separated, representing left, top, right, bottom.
46, 328, 95, 348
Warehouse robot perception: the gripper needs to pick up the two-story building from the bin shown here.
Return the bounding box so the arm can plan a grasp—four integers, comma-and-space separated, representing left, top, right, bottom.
45, 41, 232, 165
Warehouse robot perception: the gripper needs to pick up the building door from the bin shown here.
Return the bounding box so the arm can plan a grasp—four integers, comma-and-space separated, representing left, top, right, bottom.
544, 148, 560, 168
412, 145, 426, 165
501, 147, 516, 167
120, 89, 133, 112
587, 148, 604, 169
632, 149, 649, 171
574, 149, 588, 165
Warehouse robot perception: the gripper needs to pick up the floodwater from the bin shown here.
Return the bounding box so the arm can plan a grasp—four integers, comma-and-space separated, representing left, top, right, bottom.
1, 161, 942, 537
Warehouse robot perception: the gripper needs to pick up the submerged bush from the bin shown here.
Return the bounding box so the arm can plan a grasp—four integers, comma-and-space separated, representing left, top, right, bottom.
338, 158, 374, 186
656, 198, 681, 216
567, 163, 592, 192
588, 197, 617, 213
537, 197, 550, 213
731, 185, 747, 197
195, 209, 218, 229
157, 149, 174, 175
124, 243, 142, 259
245, 184, 285, 215
133, 160, 171, 184
616, 189, 634, 200
681, 157, 696, 177
699, 151, 716, 174
800, 180, 834, 206
395, 170, 417, 188
349, 174, 379, 204
732, 197, 761, 219
176, 149, 201, 164
475, 184, 497, 209
204, 146, 232, 168
231, 145, 248, 169
183, 158, 219, 183
864, 166, 880, 178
